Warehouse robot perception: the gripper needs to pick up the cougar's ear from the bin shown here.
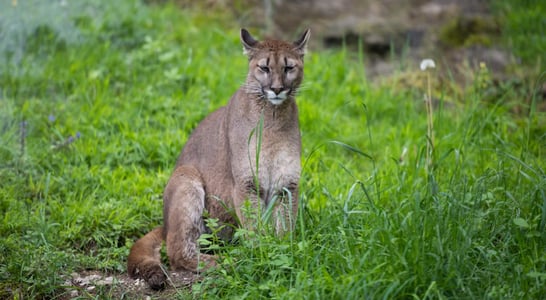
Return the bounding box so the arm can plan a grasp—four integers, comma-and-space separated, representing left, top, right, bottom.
293, 28, 310, 56
241, 28, 259, 56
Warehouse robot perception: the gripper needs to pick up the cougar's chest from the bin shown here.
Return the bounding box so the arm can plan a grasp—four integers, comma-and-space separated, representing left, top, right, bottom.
252, 137, 300, 201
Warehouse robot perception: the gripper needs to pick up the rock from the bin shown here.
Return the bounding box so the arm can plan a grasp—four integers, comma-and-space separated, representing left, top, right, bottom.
212, 0, 507, 81
96, 276, 116, 285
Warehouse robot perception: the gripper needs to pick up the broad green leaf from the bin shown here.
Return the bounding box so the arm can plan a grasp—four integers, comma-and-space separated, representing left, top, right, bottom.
513, 217, 530, 229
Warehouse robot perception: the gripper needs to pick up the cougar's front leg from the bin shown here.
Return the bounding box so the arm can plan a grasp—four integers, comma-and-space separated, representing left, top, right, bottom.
271, 183, 299, 234
234, 178, 298, 232
232, 179, 264, 229
163, 165, 216, 271
233, 180, 299, 235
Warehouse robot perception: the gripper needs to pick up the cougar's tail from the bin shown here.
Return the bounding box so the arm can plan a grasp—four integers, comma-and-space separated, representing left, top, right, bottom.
127, 226, 166, 290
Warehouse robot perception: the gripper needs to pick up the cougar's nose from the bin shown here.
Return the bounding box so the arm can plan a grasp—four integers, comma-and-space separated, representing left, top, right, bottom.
271, 86, 283, 95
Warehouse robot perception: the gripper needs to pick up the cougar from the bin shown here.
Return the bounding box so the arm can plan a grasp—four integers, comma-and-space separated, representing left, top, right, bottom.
127, 28, 310, 290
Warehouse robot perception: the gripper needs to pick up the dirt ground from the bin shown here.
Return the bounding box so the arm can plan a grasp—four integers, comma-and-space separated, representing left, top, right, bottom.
62, 270, 201, 299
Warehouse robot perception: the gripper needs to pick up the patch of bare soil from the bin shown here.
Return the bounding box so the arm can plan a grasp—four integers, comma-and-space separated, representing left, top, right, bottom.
61, 270, 201, 299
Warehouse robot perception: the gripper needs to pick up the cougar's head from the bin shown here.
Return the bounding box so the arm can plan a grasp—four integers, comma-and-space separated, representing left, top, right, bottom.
241, 28, 310, 106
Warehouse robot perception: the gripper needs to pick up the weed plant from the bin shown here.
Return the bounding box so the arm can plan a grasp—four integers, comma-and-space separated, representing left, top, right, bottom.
0, 0, 544, 299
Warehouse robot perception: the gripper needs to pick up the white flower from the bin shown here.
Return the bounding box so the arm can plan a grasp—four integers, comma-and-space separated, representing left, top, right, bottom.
420, 59, 436, 71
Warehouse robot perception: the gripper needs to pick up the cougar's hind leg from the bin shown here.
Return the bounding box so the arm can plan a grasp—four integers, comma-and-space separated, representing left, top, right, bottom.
127, 226, 166, 290
163, 165, 217, 272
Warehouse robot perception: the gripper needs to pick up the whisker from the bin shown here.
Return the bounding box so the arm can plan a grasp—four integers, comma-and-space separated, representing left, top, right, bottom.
243, 81, 265, 99
296, 83, 310, 91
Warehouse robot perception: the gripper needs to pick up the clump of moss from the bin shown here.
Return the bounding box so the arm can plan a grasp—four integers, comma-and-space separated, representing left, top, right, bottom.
439, 15, 499, 47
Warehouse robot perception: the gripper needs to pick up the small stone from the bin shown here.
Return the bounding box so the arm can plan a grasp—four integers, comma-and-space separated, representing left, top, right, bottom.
97, 276, 114, 285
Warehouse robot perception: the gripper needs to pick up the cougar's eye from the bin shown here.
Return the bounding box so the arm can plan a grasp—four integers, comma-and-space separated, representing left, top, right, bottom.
284, 65, 294, 73
259, 65, 270, 73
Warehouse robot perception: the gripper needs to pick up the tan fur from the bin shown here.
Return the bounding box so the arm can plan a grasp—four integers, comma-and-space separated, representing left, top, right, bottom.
127, 28, 310, 290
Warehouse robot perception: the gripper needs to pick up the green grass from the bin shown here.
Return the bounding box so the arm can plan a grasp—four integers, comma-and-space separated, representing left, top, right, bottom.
493, 0, 546, 67
1, 0, 545, 299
